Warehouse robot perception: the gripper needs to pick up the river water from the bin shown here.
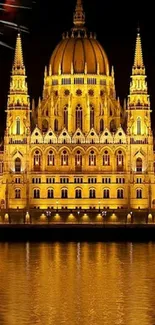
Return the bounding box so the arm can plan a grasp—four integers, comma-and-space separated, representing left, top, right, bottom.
0, 242, 155, 325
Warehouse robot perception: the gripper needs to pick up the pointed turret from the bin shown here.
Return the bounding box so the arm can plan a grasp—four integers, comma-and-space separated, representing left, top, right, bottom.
12, 33, 25, 76
73, 0, 85, 28
132, 29, 145, 75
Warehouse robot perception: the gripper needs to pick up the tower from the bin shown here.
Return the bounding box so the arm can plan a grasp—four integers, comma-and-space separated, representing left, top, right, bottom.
127, 30, 154, 209
3, 33, 31, 209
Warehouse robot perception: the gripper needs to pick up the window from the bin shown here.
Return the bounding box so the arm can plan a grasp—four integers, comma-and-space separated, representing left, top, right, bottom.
60, 177, 69, 184
100, 119, 104, 132
117, 151, 124, 169
15, 178, 21, 184
103, 189, 110, 198
34, 150, 41, 168
62, 78, 71, 85
137, 178, 142, 183
46, 177, 55, 184
15, 157, 21, 173
33, 189, 40, 199
137, 117, 141, 135
76, 104, 83, 130
87, 78, 96, 85
89, 189, 96, 198
88, 178, 97, 184
74, 177, 83, 183
0, 161, 3, 174
54, 119, 58, 132
42, 119, 48, 133
90, 104, 94, 129
16, 117, 20, 135
61, 150, 68, 166
64, 105, 68, 129
75, 150, 82, 167
103, 151, 110, 166
89, 151, 96, 166
61, 189, 68, 198
117, 189, 124, 199
102, 178, 111, 184
47, 150, 55, 166
32, 178, 41, 184
74, 78, 84, 84
136, 158, 142, 172
136, 189, 142, 199
75, 189, 82, 199
15, 189, 21, 199
47, 189, 54, 198
116, 178, 125, 184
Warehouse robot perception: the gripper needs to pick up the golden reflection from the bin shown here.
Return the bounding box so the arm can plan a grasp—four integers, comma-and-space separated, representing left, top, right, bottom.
0, 243, 154, 324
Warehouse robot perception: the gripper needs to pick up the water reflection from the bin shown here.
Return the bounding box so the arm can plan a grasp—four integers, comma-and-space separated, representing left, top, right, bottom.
0, 242, 155, 324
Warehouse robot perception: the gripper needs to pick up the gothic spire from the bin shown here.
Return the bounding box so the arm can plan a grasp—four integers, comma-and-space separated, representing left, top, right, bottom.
73, 0, 85, 28
12, 33, 25, 75
133, 29, 145, 75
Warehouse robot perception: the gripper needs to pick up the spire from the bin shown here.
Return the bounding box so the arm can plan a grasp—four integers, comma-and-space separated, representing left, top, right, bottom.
133, 29, 145, 75
12, 33, 25, 75
73, 0, 85, 28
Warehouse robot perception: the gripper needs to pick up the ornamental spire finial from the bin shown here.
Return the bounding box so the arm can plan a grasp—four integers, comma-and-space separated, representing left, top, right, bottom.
133, 29, 145, 75
73, 0, 85, 28
12, 33, 25, 75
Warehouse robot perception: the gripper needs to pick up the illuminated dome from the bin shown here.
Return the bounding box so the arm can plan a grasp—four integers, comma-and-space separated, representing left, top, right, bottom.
49, 0, 109, 76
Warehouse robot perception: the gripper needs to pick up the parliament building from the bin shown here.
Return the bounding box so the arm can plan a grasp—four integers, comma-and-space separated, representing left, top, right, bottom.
0, 0, 154, 212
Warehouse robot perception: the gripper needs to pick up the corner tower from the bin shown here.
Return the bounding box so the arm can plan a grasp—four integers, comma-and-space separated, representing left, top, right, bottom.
3, 33, 31, 209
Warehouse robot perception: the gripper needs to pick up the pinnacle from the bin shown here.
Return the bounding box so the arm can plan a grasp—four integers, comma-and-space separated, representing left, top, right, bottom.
13, 33, 25, 75
133, 31, 145, 74
73, 0, 85, 28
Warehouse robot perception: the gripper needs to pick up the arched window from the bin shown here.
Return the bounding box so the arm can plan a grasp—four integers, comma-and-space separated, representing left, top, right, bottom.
75, 150, 82, 167
117, 189, 124, 199
64, 105, 68, 129
61, 188, 68, 198
15, 157, 21, 173
15, 189, 21, 199
117, 150, 124, 169
100, 119, 104, 132
42, 119, 48, 133
75, 189, 82, 198
136, 157, 142, 172
16, 117, 20, 135
90, 104, 94, 129
137, 117, 141, 135
54, 119, 58, 132
47, 189, 54, 198
103, 189, 110, 198
110, 119, 116, 132
47, 150, 55, 166
136, 189, 142, 199
103, 150, 110, 166
89, 150, 96, 166
34, 150, 41, 168
61, 150, 68, 166
76, 104, 82, 130
33, 189, 40, 199
89, 189, 96, 198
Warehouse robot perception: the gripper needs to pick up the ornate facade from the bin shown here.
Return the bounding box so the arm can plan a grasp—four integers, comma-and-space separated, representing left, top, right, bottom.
0, 0, 154, 211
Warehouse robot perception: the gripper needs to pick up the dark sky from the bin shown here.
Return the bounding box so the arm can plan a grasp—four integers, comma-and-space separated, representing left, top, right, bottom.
0, 0, 155, 136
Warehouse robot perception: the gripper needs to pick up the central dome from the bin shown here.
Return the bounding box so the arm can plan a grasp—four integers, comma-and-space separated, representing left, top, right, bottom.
49, 0, 109, 76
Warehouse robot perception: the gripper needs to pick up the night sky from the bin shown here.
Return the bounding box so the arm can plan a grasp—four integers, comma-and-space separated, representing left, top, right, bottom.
0, 0, 155, 137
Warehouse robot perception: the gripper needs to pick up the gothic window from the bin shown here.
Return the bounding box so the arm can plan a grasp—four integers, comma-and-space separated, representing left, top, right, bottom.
136, 158, 142, 172
90, 104, 94, 129
33, 189, 40, 199
103, 189, 110, 198
15, 189, 21, 199
47, 189, 54, 198
89, 189, 96, 198
54, 119, 58, 132
47, 150, 55, 166
76, 104, 82, 130
34, 150, 41, 167
61, 150, 68, 166
117, 189, 124, 199
75, 150, 82, 167
15, 157, 21, 173
42, 119, 48, 133
61, 188, 68, 198
137, 117, 141, 135
89, 150, 96, 166
136, 189, 142, 199
0, 161, 3, 174
75, 189, 82, 198
117, 150, 124, 169
103, 150, 110, 166
100, 119, 104, 132
64, 105, 68, 129
110, 119, 116, 132
16, 117, 20, 135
